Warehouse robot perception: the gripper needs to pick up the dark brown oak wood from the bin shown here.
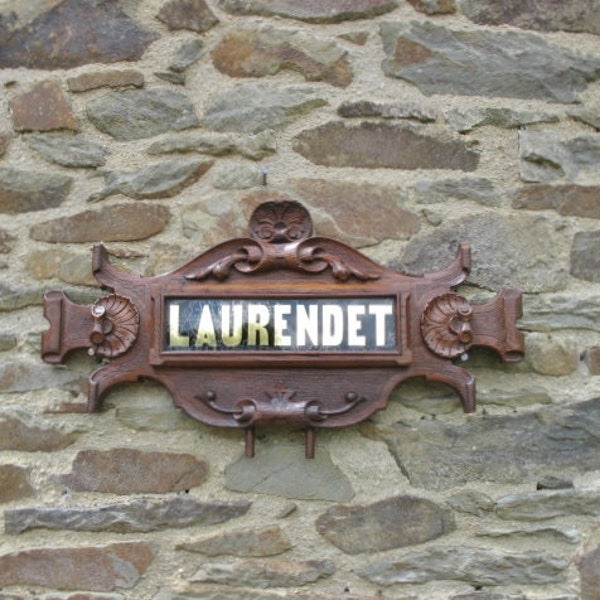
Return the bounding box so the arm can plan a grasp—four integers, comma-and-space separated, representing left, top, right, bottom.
42, 200, 525, 457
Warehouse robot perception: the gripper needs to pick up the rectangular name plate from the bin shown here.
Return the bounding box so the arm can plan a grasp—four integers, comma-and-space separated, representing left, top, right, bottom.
165, 297, 397, 352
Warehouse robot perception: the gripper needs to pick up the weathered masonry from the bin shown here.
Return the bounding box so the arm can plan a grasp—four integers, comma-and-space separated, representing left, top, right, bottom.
42, 200, 524, 457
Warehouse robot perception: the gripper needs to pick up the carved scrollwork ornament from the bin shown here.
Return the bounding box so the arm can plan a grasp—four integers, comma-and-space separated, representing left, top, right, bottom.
421, 293, 474, 359
88, 294, 139, 358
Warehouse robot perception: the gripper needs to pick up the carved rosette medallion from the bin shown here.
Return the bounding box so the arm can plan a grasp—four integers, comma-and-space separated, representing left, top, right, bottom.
250, 200, 313, 243
421, 293, 473, 359
89, 294, 139, 358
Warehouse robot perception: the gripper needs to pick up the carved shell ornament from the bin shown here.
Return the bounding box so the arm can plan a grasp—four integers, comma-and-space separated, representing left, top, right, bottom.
250, 200, 312, 243
421, 293, 473, 359
89, 294, 139, 358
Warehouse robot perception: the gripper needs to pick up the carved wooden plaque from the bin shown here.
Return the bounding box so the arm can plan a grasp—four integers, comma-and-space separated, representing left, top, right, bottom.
42, 200, 525, 457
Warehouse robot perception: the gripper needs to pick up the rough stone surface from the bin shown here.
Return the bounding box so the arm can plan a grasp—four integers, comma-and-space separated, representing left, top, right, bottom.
148, 130, 276, 161
10, 80, 77, 132
59, 448, 208, 494
0, 542, 154, 591
570, 103, 600, 130
0, 408, 79, 452
213, 164, 265, 190
0, 167, 72, 213
373, 397, 600, 490
446, 490, 495, 516
525, 332, 580, 375
157, 0, 219, 32
211, 27, 352, 87
358, 546, 567, 586
0, 229, 15, 254
0, 0, 158, 69
519, 130, 600, 182
475, 524, 580, 545
316, 495, 455, 554
0, 465, 34, 503
291, 178, 419, 246
67, 69, 144, 92
293, 122, 479, 170
203, 83, 326, 133
570, 231, 600, 283
26, 248, 97, 286
380, 21, 600, 102
30, 203, 170, 243
115, 395, 200, 431
5, 497, 252, 534
496, 488, 600, 521
522, 291, 600, 333
190, 558, 336, 587
26, 133, 109, 168
217, 0, 398, 22
398, 212, 568, 293
412, 177, 499, 207
177, 525, 292, 557
88, 160, 213, 202
586, 346, 600, 375
444, 106, 559, 133
408, 0, 455, 14
459, 0, 600, 34
577, 542, 600, 600
225, 445, 355, 501
337, 99, 437, 122
511, 184, 600, 218
169, 39, 204, 73
87, 89, 200, 141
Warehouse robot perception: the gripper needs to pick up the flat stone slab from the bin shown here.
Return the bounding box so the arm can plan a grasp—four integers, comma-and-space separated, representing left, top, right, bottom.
225, 444, 354, 501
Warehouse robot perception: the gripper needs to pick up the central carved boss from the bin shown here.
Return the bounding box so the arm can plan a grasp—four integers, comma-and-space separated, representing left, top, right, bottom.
42, 200, 524, 457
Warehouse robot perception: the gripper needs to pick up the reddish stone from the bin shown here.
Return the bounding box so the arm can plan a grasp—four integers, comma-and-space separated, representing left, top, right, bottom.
291, 178, 419, 246
0, 408, 79, 451
0, 0, 158, 69
217, 0, 398, 23
460, 0, 600, 34
67, 69, 144, 92
157, 0, 219, 32
293, 121, 478, 170
407, 0, 456, 14
0, 465, 34, 503
0, 542, 153, 591
511, 184, 600, 219
578, 543, 600, 599
30, 203, 170, 243
60, 448, 208, 493
212, 28, 353, 88
9, 81, 77, 132
586, 347, 600, 376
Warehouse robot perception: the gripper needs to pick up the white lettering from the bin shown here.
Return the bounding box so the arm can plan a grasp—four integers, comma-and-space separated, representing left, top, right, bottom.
247, 303, 270, 346
168, 304, 190, 347
296, 304, 319, 347
273, 304, 292, 346
221, 304, 243, 347
321, 304, 344, 346
369, 304, 394, 346
347, 305, 366, 346
196, 304, 217, 346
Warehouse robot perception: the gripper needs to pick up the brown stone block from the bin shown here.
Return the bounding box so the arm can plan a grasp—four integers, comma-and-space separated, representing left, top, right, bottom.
60, 448, 208, 494
0, 542, 153, 591
9, 81, 77, 132
30, 204, 170, 243
212, 28, 353, 87
0, 465, 34, 503
293, 121, 478, 170
157, 0, 219, 32
67, 69, 144, 92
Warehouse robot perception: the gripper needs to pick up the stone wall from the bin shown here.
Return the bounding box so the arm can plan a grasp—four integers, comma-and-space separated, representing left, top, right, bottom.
1, 0, 600, 598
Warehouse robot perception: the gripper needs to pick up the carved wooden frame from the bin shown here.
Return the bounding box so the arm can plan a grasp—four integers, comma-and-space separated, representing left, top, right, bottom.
42, 200, 524, 457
